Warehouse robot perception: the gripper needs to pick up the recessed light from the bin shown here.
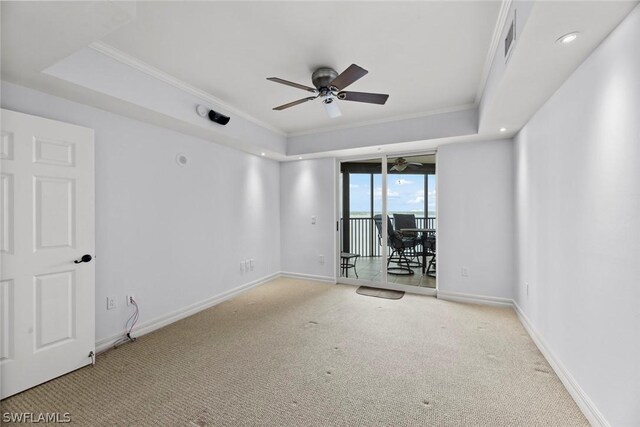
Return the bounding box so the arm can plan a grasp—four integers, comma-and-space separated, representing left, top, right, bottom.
499, 127, 507, 132
260, 152, 266, 156
298, 156, 303, 160
557, 32, 579, 44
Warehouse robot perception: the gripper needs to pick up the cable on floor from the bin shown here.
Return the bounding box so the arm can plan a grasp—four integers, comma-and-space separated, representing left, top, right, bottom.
113, 297, 139, 349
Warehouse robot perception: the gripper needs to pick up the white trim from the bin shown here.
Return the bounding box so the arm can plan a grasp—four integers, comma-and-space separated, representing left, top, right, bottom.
513, 302, 610, 427
474, 0, 513, 104
437, 290, 513, 307
288, 103, 476, 138
279, 271, 336, 284
95, 272, 280, 354
335, 158, 342, 282
88, 41, 286, 137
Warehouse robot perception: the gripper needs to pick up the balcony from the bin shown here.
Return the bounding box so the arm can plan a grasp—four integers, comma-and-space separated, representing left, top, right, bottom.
341, 216, 436, 257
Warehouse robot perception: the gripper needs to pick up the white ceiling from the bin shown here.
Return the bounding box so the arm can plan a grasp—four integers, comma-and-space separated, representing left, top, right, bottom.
99, 1, 502, 134
1, 1, 638, 160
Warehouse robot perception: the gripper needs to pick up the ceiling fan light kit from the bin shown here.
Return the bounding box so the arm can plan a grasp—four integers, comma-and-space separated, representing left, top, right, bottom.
267, 64, 389, 118
390, 157, 423, 172
322, 97, 342, 118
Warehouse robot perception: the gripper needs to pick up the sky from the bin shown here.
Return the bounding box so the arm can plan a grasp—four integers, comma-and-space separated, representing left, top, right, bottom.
348, 173, 436, 216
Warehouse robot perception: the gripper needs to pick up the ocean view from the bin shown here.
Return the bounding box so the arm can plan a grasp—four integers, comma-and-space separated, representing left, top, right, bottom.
348, 211, 436, 218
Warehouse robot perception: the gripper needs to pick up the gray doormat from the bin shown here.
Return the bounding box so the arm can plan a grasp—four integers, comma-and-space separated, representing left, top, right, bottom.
356, 286, 405, 300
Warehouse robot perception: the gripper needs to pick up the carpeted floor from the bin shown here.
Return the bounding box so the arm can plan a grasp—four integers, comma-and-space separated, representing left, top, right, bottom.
1, 278, 587, 426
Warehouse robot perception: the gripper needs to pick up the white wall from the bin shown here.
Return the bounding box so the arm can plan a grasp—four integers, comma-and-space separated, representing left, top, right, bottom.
437, 139, 515, 300
514, 5, 640, 426
280, 158, 336, 280
1, 82, 281, 344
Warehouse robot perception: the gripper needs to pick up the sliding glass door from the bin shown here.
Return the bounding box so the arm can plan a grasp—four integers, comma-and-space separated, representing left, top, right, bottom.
338, 153, 437, 293
386, 155, 437, 289
339, 157, 385, 284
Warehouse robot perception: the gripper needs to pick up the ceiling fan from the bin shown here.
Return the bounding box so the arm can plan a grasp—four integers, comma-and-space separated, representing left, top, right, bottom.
267, 64, 389, 118
389, 157, 423, 172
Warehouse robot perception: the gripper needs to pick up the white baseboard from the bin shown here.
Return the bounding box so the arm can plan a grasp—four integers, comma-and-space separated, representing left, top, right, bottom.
279, 271, 336, 283
95, 272, 280, 354
436, 290, 513, 307
513, 302, 609, 427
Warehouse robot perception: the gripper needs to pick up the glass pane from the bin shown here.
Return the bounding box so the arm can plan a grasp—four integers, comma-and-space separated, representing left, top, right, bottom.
349, 174, 371, 217
340, 160, 383, 283
386, 154, 436, 289
428, 174, 437, 219
387, 174, 425, 218
373, 173, 382, 216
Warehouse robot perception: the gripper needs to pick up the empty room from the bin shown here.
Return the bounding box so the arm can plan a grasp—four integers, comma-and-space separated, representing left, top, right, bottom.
1, 1, 638, 426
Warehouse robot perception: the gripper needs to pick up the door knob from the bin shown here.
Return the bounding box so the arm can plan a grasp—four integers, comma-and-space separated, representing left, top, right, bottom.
74, 254, 93, 264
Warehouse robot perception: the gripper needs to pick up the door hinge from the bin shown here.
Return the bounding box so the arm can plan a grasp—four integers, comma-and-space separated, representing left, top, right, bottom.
88, 351, 95, 366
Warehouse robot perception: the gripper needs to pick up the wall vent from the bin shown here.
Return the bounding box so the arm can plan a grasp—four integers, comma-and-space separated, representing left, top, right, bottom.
504, 10, 517, 62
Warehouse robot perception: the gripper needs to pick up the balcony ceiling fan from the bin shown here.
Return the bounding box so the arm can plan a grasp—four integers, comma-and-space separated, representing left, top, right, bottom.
389, 157, 423, 172
267, 64, 389, 118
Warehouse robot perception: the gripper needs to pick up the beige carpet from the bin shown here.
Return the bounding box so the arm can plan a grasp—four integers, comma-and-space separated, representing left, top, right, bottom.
1, 278, 587, 426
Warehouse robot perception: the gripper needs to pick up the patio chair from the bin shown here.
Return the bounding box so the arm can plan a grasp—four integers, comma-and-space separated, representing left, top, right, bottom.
424, 234, 436, 277
393, 213, 421, 267
374, 214, 416, 275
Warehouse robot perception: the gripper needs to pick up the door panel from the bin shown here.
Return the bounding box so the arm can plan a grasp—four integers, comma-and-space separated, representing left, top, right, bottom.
0, 279, 14, 361
1, 173, 14, 254
34, 177, 75, 250
33, 137, 75, 167
0, 109, 94, 399
34, 270, 76, 350
0, 131, 14, 160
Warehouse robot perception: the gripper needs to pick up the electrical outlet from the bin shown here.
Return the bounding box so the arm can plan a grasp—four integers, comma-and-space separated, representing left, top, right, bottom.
461, 267, 469, 277
250, 259, 255, 270
244, 260, 250, 271
126, 295, 135, 306
311, 215, 317, 225
107, 297, 117, 310
319, 254, 325, 265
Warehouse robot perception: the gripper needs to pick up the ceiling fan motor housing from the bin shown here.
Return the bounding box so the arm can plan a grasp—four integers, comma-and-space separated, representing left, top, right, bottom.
312, 67, 339, 90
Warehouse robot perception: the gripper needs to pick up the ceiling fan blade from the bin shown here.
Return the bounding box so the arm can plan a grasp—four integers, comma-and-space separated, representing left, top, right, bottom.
338, 91, 389, 105
273, 96, 317, 111
329, 64, 368, 90
267, 77, 317, 93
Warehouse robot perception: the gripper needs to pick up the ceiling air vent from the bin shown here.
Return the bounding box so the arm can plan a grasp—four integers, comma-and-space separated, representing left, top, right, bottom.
504, 11, 517, 62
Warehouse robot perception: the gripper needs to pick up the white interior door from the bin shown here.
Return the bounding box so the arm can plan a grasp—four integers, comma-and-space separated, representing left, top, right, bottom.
1, 109, 95, 399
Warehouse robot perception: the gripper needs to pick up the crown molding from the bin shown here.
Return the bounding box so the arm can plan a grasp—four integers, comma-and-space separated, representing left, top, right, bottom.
89, 41, 287, 136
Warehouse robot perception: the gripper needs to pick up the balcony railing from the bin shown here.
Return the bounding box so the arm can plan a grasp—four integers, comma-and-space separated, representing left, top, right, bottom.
341, 217, 436, 257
